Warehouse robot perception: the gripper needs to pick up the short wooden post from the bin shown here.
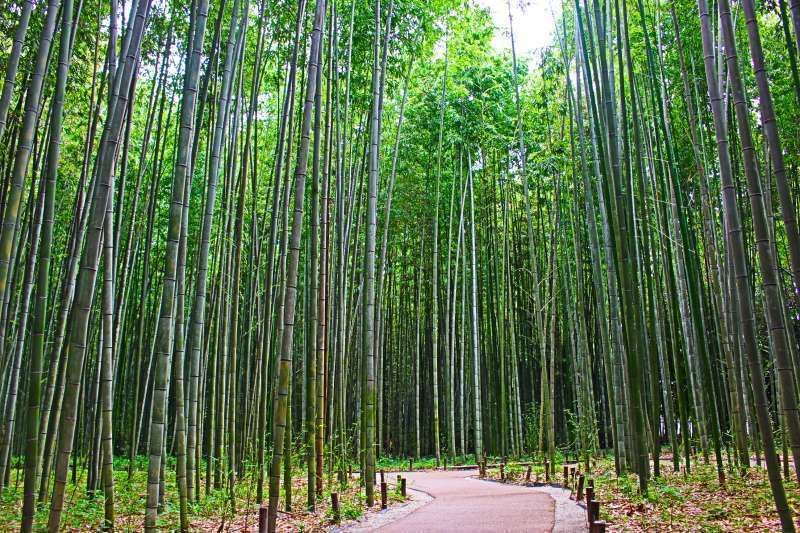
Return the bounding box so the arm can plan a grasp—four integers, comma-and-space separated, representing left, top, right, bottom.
544, 460, 550, 482
444, 456, 448, 470
576, 474, 585, 502
500, 463, 505, 482
525, 465, 532, 483
381, 482, 388, 510
396, 474, 402, 492
380, 469, 385, 483
588, 500, 599, 525
585, 486, 594, 505
409, 458, 413, 471
331, 493, 341, 522
590, 520, 606, 533
563, 465, 569, 488
258, 504, 268, 532
400, 477, 407, 497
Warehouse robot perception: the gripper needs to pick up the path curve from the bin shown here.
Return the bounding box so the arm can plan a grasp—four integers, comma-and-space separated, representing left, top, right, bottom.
376, 469, 557, 532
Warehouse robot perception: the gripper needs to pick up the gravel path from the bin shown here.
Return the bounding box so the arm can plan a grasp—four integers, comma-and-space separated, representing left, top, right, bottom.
339, 468, 580, 532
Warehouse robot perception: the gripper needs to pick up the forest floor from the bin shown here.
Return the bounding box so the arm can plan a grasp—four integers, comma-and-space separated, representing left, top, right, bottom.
4, 453, 798, 530
0, 456, 407, 531
482, 454, 800, 531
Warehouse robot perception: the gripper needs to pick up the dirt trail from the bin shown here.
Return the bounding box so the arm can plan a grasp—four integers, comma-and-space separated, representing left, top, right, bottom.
371, 469, 561, 532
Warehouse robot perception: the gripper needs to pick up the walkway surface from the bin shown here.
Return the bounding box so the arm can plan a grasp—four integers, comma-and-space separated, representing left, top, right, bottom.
376, 469, 557, 532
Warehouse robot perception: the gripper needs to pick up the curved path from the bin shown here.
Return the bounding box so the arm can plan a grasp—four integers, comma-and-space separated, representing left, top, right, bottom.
376, 469, 557, 532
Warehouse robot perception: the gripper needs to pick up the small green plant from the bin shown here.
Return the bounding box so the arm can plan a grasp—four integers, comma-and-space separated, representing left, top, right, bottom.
340, 497, 363, 520
505, 463, 524, 480
705, 504, 728, 520
655, 482, 682, 502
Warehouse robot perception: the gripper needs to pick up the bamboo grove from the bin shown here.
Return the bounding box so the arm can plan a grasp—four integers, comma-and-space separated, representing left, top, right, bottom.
1, 0, 800, 529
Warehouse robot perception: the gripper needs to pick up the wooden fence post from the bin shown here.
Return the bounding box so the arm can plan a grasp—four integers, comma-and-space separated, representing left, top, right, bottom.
576, 474, 585, 502
590, 521, 606, 533
525, 465, 532, 483
381, 482, 388, 510
400, 477, 407, 497
588, 500, 599, 525
258, 504, 267, 533
331, 493, 340, 522
500, 463, 505, 482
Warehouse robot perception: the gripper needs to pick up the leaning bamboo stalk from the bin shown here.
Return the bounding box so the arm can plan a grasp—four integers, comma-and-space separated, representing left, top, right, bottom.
47, 0, 153, 528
